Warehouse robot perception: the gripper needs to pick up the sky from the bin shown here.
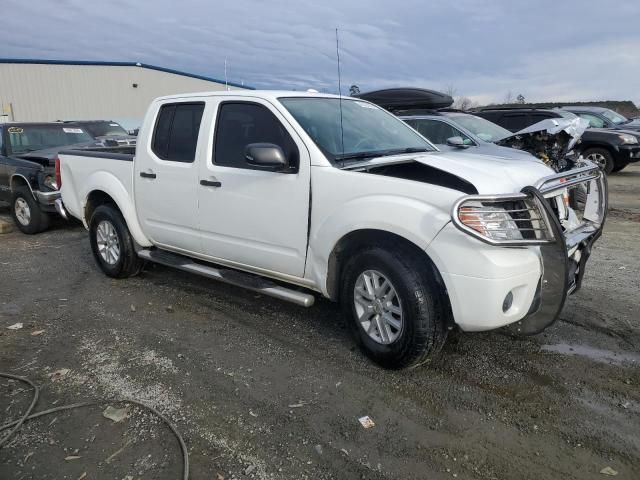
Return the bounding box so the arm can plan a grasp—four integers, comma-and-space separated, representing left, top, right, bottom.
3, 0, 640, 105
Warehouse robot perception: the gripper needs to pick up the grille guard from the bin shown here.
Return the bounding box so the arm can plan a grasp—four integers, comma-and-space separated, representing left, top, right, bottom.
451, 162, 607, 247
452, 162, 608, 335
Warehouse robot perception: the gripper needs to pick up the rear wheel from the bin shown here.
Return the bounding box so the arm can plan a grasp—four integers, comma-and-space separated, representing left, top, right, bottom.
11, 187, 50, 234
341, 246, 448, 369
583, 148, 614, 174
89, 205, 143, 278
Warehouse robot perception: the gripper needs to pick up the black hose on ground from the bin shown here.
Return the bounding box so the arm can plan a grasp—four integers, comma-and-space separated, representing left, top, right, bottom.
0, 373, 38, 449
0, 372, 189, 480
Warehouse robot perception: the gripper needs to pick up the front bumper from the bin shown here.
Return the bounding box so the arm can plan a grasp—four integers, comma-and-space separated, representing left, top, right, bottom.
617, 144, 640, 163
428, 163, 607, 333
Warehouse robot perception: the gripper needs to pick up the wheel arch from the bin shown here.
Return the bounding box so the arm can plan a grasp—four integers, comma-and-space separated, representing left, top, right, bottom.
325, 229, 448, 306
83, 187, 151, 247
10, 174, 36, 198
579, 142, 616, 158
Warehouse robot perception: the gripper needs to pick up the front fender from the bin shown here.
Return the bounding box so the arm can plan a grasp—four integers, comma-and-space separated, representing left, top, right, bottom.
306, 194, 452, 295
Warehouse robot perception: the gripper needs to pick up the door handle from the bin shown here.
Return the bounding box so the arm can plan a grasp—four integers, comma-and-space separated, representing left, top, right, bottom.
200, 179, 222, 187
140, 171, 157, 179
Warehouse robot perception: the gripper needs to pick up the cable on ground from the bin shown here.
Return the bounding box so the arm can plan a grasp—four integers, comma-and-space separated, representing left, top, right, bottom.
0, 372, 189, 480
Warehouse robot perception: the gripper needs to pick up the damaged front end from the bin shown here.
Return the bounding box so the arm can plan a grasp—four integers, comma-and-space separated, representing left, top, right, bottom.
496, 118, 589, 173
452, 162, 607, 334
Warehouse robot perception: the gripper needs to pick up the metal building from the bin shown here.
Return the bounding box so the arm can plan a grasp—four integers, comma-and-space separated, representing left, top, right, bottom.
0, 59, 251, 128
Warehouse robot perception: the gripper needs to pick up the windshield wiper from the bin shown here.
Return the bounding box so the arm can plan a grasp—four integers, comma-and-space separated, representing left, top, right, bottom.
336, 147, 430, 162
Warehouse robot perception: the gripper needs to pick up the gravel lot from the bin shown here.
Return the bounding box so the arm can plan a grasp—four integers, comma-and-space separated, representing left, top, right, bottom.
1, 165, 639, 480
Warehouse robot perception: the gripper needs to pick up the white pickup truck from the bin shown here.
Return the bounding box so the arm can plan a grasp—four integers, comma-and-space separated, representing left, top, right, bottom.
58, 90, 607, 368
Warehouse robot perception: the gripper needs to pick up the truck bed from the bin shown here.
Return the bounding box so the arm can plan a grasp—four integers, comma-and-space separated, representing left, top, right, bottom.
58, 148, 147, 243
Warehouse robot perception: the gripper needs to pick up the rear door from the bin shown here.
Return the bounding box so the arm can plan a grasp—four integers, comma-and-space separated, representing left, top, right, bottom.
134, 101, 205, 253
197, 97, 310, 278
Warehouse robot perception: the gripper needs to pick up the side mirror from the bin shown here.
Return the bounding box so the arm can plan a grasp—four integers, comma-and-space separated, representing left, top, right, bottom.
244, 143, 288, 171
446, 136, 470, 148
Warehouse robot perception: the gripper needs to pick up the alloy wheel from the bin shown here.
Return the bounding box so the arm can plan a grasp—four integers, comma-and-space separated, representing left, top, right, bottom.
96, 220, 120, 265
353, 270, 403, 344
14, 198, 31, 226
586, 152, 607, 170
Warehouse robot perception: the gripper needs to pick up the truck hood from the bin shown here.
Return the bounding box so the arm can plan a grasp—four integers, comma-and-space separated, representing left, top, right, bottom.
413, 151, 555, 194
345, 151, 555, 195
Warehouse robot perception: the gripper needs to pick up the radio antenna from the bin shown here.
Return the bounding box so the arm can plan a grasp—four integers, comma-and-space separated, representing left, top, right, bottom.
336, 28, 345, 156
224, 58, 229, 90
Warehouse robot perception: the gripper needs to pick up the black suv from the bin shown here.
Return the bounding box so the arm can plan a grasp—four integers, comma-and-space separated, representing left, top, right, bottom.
474, 107, 640, 173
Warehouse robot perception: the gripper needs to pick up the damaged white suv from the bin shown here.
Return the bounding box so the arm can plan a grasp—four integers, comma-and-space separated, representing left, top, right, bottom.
58, 91, 607, 368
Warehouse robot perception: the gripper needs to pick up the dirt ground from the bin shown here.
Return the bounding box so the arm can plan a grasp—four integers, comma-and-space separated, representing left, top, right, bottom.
1, 165, 639, 480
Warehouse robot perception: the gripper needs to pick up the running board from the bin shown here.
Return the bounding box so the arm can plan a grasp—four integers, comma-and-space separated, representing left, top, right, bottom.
137, 249, 315, 307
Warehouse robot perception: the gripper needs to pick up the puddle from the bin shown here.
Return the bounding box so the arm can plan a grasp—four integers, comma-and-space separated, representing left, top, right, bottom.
541, 343, 640, 366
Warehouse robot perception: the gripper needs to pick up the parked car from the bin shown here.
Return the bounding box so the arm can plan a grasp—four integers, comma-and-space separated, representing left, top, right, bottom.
66, 120, 137, 146
474, 107, 640, 173
399, 109, 539, 158
0, 122, 132, 233
560, 106, 640, 133
59, 90, 607, 368
0, 122, 96, 233
356, 88, 583, 172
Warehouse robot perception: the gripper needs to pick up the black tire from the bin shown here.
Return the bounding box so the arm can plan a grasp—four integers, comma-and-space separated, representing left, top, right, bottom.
10, 187, 50, 234
341, 246, 448, 369
611, 162, 629, 173
89, 204, 143, 278
582, 148, 614, 174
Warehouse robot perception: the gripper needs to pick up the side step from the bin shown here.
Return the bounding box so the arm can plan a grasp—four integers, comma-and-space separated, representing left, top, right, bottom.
137, 249, 315, 307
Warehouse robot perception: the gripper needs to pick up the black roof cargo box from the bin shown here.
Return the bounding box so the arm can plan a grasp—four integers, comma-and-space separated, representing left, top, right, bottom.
355, 88, 454, 112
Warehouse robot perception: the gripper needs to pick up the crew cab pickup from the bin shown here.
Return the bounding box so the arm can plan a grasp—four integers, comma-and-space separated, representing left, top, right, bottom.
58, 91, 608, 368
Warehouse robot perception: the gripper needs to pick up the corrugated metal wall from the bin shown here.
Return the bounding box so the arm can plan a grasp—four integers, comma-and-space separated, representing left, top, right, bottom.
0, 63, 244, 126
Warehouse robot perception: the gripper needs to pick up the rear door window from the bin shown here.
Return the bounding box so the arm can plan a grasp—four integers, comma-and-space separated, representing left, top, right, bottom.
406, 119, 472, 145
152, 103, 204, 162
502, 113, 530, 131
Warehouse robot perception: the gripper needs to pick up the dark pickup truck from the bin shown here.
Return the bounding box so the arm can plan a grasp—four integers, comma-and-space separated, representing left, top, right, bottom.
0, 122, 103, 233
474, 107, 640, 174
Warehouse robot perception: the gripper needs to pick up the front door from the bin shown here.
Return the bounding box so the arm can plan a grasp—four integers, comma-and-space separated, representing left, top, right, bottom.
197, 98, 310, 278
134, 102, 205, 253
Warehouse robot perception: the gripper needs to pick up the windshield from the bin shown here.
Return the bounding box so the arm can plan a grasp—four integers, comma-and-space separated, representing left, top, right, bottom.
450, 114, 512, 142
279, 97, 435, 162
7, 125, 93, 154
82, 121, 129, 137
601, 109, 628, 125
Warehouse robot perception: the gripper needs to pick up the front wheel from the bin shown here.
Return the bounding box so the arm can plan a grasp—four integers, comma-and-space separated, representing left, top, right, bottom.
583, 148, 614, 174
341, 246, 448, 369
11, 188, 50, 234
89, 205, 143, 278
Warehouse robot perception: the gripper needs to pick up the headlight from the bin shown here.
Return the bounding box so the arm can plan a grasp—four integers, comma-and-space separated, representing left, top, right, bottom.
618, 133, 638, 144
459, 205, 523, 241
453, 196, 554, 245
43, 175, 58, 190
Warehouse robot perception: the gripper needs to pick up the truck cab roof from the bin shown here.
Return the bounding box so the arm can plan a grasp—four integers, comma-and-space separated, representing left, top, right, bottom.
154, 90, 346, 103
